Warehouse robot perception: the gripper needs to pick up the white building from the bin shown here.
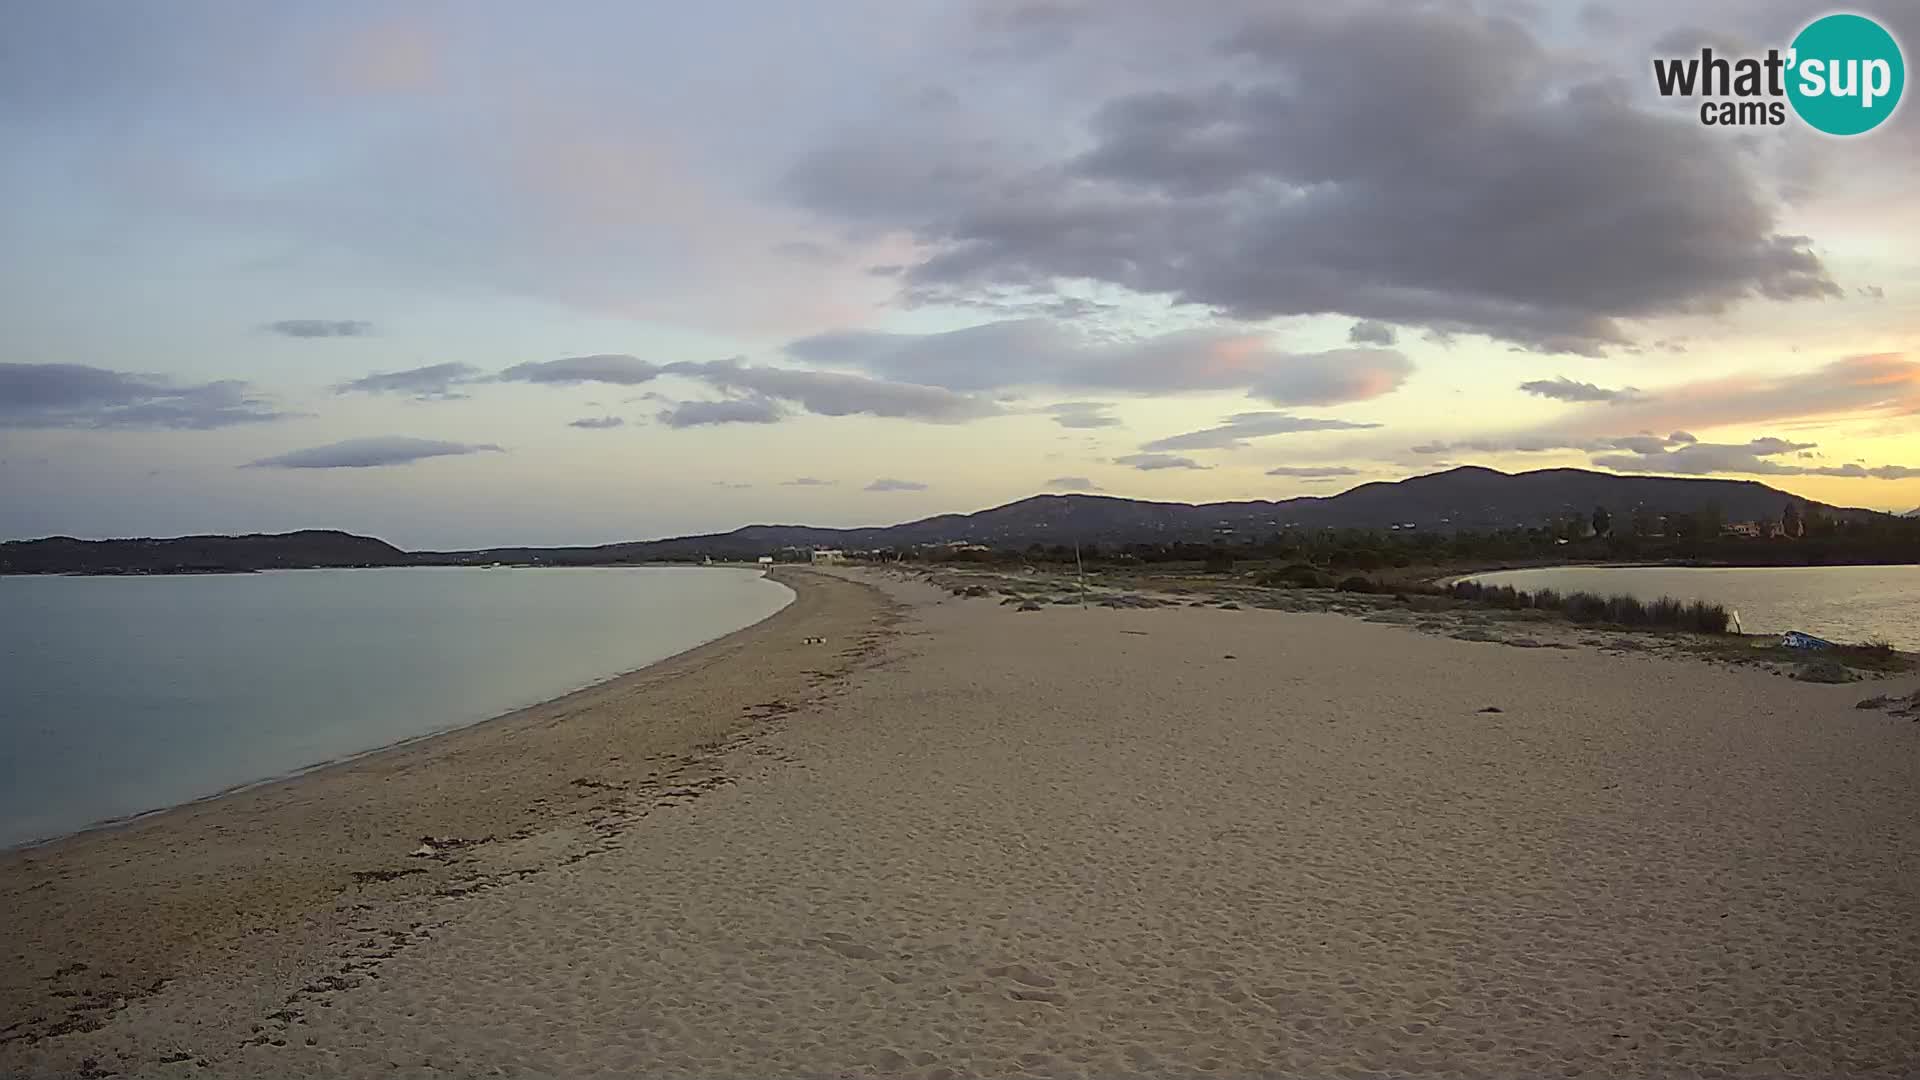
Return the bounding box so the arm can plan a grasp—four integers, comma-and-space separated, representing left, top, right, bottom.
810, 549, 845, 565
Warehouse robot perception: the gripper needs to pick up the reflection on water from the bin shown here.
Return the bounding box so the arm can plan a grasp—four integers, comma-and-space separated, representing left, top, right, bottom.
1467, 564, 1920, 650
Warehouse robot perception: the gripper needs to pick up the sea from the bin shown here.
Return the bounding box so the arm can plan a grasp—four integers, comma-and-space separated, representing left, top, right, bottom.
0, 566, 792, 848
1465, 564, 1920, 650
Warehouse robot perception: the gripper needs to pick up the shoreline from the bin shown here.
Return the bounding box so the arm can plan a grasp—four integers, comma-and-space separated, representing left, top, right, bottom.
0, 567, 895, 1050
2, 567, 797, 855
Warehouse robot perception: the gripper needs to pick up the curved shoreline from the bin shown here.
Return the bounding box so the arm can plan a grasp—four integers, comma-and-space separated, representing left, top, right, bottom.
5, 568, 797, 854
0, 567, 895, 1043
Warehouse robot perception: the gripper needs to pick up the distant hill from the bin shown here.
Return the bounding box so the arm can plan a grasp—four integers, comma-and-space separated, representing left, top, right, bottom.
433, 466, 1876, 563
0, 530, 409, 575
6, 468, 1886, 573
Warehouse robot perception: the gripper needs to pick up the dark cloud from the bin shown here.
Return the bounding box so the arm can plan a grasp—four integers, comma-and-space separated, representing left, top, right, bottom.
781, 477, 837, 486
793, 6, 1836, 353
1348, 320, 1397, 346
1115, 452, 1207, 471
1266, 465, 1358, 477
1047, 401, 1121, 428
1518, 376, 1647, 404
568, 416, 626, 429
1045, 475, 1104, 490
497, 354, 662, 385
335, 362, 481, 399
1140, 411, 1379, 452
246, 436, 502, 469
788, 321, 1410, 403
266, 319, 373, 338
663, 359, 1001, 423
866, 477, 929, 491
656, 397, 785, 428
0, 363, 294, 430
1859, 286, 1885, 300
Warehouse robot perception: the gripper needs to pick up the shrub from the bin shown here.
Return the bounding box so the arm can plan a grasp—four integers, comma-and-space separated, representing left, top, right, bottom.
1337, 575, 1375, 593
1258, 563, 1331, 589
1449, 580, 1730, 634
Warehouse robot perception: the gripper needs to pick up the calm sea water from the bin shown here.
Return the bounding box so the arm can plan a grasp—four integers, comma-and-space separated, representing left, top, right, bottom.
0, 566, 791, 848
1467, 564, 1920, 649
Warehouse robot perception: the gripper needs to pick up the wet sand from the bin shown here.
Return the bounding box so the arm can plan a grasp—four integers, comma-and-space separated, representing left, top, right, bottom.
5, 566, 1918, 1078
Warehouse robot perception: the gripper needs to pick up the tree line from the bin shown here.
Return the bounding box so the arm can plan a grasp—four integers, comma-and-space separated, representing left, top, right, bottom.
901, 502, 1920, 570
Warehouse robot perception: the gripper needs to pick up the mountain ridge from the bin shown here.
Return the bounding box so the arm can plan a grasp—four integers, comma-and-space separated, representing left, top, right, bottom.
1, 467, 1892, 573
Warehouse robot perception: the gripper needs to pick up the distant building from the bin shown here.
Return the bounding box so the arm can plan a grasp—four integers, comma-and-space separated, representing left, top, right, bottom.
810, 549, 845, 565
756, 555, 774, 565
1725, 521, 1761, 537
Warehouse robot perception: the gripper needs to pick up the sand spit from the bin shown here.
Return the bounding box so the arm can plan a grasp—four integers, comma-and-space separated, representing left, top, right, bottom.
6, 566, 1919, 1078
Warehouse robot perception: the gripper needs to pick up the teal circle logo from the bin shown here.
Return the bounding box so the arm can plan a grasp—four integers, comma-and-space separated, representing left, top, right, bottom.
1787, 13, 1904, 135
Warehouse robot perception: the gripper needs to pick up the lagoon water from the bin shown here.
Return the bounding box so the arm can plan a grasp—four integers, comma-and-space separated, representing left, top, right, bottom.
0, 566, 792, 848
1467, 564, 1920, 650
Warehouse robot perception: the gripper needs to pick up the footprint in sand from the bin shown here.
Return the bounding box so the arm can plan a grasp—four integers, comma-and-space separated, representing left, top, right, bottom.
986, 963, 1067, 1003
985, 963, 1056, 988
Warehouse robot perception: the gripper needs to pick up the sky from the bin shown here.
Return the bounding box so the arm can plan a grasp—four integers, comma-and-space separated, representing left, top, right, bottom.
2, 0, 1917, 548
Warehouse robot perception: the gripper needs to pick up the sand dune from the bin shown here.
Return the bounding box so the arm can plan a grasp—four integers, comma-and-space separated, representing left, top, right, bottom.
5, 568, 1917, 1078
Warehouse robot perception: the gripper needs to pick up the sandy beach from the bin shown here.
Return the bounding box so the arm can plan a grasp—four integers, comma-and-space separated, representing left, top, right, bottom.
4, 567, 1918, 1078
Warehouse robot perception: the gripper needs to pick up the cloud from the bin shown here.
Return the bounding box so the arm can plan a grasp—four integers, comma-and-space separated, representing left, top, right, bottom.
866, 477, 929, 491
1248, 349, 1411, 407
1518, 376, 1646, 404
1140, 411, 1379, 452
663, 359, 1001, 423
791, 6, 1836, 353
266, 319, 373, 338
568, 416, 626, 429
1348, 320, 1396, 346
1116, 452, 1207, 471
497, 354, 663, 385
495, 353, 1002, 425
712, 480, 754, 490
1045, 475, 1104, 491
781, 477, 837, 486
1412, 431, 1700, 456
1543, 353, 1920, 437
1266, 465, 1359, 477
1047, 401, 1121, 428
1414, 354, 1920, 461
656, 397, 785, 428
1591, 437, 1920, 480
787, 321, 1411, 404
0, 363, 294, 429
336, 362, 480, 399
246, 436, 502, 469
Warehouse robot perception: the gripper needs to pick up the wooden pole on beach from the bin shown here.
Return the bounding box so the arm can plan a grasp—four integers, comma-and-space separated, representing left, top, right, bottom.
1075, 540, 1087, 608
